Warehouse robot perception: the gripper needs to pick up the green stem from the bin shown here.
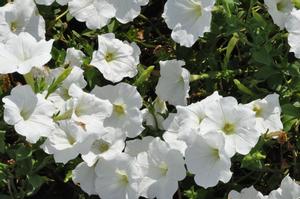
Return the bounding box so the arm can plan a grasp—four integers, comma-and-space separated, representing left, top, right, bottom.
55, 9, 69, 21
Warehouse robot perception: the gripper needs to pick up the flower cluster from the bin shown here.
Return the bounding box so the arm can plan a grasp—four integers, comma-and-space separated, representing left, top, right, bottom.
229, 175, 300, 199
0, 0, 299, 199
264, 0, 300, 58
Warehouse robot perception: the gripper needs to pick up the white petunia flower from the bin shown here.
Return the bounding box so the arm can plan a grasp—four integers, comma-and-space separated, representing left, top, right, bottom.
285, 9, 300, 59
42, 121, 95, 164
68, 84, 113, 131
185, 131, 232, 188
0, 0, 45, 42
90, 33, 140, 83
268, 175, 300, 199
68, 0, 116, 30
92, 82, 144, 138
0, 32, 53, 74
64, 47, 86, 68
162, 91, 222, 155
36, 0, 72, 6
82, 127, 125, 166
244, 93, 283, 135
228, 186, 267, 199
162, 113, 188, 155
200, 96, 260, 157
162, 0, 216, 47
155, 60, 190, 106
110, 0, 149, 24
264, 0, 293, 29
125, 136, 155, 157
72, 162, 97, 196
3, 85, 56, 143
137, 138, 186, 199
95, 153, 142, 199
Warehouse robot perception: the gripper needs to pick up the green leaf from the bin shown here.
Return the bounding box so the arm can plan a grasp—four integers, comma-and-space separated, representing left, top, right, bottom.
233, 79, 255, 96
15, 145, 32, 161
27, 174, 47, 195
292, 0, 300, 9
64, 170, 73, 183
241, 151, 266, 170
134, 65, 155, 87
224, 33, 239, 66
46, 67, 73, 98
282, 104, 300, 118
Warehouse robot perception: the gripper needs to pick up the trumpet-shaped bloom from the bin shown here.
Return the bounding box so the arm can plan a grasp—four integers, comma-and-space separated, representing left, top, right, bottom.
0, 32, 53, 74
268, 175, 300, 199
3, 85, 56, 143
155, 60, 190, 106
42, 121, 95, 164
110, 0, 149, 24
0, 0, 45, 42
244, 94, 283, 135
68, 0, 149, 29
185, 131, 232, 188
285, 9, 300, 59
137, 138, 186, 199
228, 186, 267, 199
162, 0, 216, 47
90, 33, 140, 83
68, 84, 113, 130
92, 83, 144, 138
82, 128, 125, 166
72, 162, 97, 196
125, 136, 155, 157
200, 96, 259, 157
162, 113, 188, 155
264, 0, 293, 29
95, 153, 142, 199
68, 0, 116, 30
64, 47, 86, 68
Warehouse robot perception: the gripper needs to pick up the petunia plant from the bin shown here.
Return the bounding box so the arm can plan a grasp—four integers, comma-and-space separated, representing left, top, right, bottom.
0, 0, 299, 199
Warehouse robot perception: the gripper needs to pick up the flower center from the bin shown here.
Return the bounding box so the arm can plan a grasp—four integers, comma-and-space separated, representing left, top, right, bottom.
159, 162, 168, 176
67, 134, 76, 145
253, 104, 263, 117
113, 104, 126, 116
20, 109, 31, 120
211, 148, 220, 160
98, 141, 110, 153
277, 0, 289, 12
193, 4, 202, 16
104, 52, 114, 62
222, 122, 236, 135
116, 169, 129, 185
10, 21, 18, 32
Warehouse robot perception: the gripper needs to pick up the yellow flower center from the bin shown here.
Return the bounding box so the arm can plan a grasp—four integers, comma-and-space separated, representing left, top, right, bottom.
211, 148, 220, 160
105, 52, 114, 62
223, 122, 236, 135
116, 169, 129, 185
10, 21, 17, 32
67, 134, 76, 145
98, 142, 110, 153
193, 4, 202, 16
159, 162, 168, 176
253, 104, 263, 117
113, 104, 126, 116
